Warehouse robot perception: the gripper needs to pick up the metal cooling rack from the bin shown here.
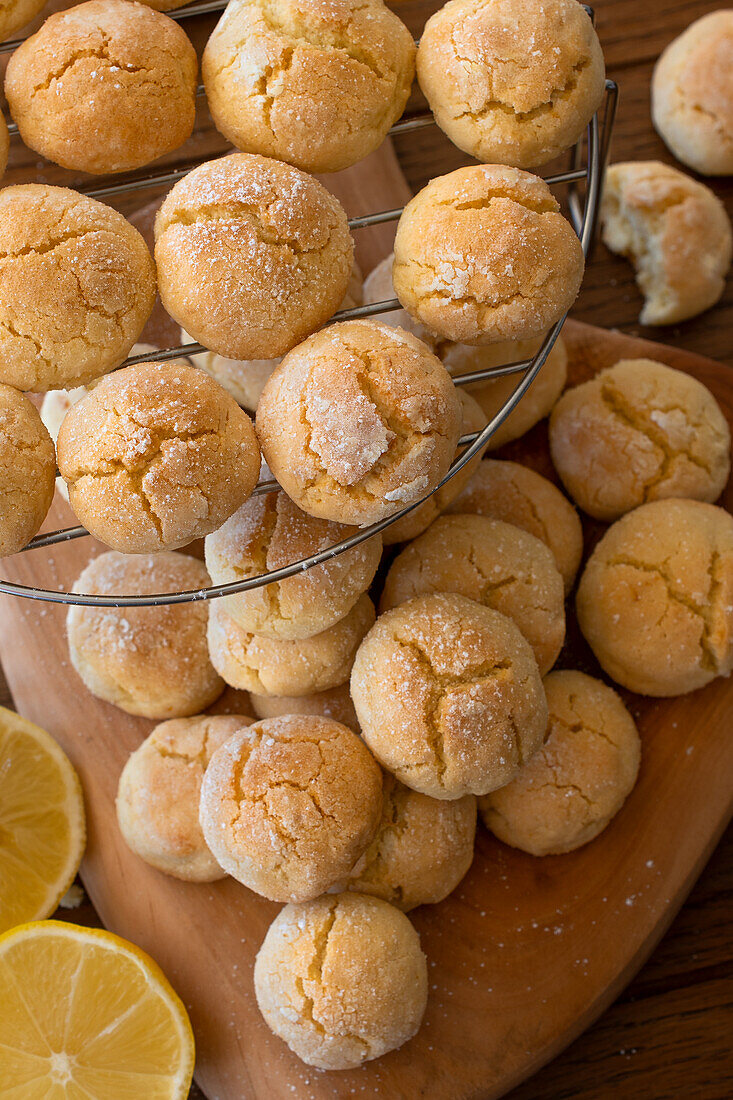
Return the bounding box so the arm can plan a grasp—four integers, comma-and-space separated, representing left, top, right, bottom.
0, 2, 617, 606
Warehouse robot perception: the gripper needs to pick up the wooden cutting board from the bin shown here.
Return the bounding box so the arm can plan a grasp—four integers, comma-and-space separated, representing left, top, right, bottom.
0, 141, 732, 1100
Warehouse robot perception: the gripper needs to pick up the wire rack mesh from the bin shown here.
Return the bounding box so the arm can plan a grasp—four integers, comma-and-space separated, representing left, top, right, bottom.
0, 2, 617, 606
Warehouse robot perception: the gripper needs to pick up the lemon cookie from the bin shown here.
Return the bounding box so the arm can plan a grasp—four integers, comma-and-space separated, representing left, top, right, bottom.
0, 385, 55, 557
203, 0, 415, 174
652, 11, 733, 176
250, 683, 360, 730
205, 490, 381, 639
381, 515, 565, 675
417, 0, 605, 169
393, 165, 585, 345
340, 773, 476, 910
199, 715, 383, 901
116, 714, 253, 881
480, 670, 641, 855
0, 0, 46, 42
67, 551, 224, 718
207, 594, 375, 696
600, 161, 732, 326
549, 358, 731, 521
447, 458, 583, 593
0, 185, 156, 391
57, 361, 261, 554
257, 319, 462, 526
577, 499, 733, 696
254, 892, 427, 1069
351, 592, 548, 799
154, 153, 353, 361
5, 0, 198, 175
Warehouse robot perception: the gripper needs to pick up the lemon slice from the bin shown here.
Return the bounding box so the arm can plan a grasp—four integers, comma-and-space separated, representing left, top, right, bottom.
0, 920, 195, 1098
0, 706, 85, 934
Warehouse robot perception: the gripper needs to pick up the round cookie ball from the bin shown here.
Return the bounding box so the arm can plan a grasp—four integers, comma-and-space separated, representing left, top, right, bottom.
67, 551, 225, 718
351, 592, 548, 799
0, 0, 45, 42
207, 594, 375, 696
362, 252, 427, 341
57, 361, 261, 554
204, 490, 382, 639
250, 683, 360, 731
5, 0, 198, 175
600, 161, 732, 326
256, 319, 462, 526
549, 358, 731, 522
154, 153, 353, 361
254, 892, 427, 1070
203, 0, 415, 174
199, 715, 383, 901
576, 499, 733, 697
480, 670, 640, 855
339, 773, 476, 910
0, 185, 156, 392
652, 11, 733, 177
116, 714, 253, 881
383, 389, 488, 545
0, 114, 8, 183
447, 458, 584, 594
381, 515, 565, 675
393, 165, 585, 346
417, 0, 605, 169
0, 384, 55, 557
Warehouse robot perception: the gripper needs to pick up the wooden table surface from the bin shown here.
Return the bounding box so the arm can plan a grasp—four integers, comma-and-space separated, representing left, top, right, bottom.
2, 0, 731, 1097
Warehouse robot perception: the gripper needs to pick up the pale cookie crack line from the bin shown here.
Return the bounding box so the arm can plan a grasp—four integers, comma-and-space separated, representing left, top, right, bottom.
452, 58, 591, 124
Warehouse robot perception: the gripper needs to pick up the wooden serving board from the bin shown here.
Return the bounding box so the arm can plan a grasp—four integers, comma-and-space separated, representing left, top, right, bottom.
0, 142, 732, 1100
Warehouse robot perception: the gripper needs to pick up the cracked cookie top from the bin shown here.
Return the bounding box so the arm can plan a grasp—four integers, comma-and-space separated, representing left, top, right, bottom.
651, 11, 733, 177
199, 714, 383, 902
0, 184, 156, 391
254, 891, 428, 1070
5, 0, 198, 175
250, 681, 360, 729
154, 152, 354, 361
416, 0, 605, 169
392, 165, 585, 345
550, 357, 731, 522
380, 514, 566, 676
204, 489, 382, 639
351, 591, 548, 799
576, 498, 733, 697
206, 592, 375, 696
256, 318, 462, 526
0, 383, 56, 557
57, 360, 261, 554
337, 771, 477, 911
480, 670, 641, 856
600, 161, 733, 326
447, 458, 584, 594
116, 714, 254, 882
67, 550, 225, 718
202, 0, 416, 174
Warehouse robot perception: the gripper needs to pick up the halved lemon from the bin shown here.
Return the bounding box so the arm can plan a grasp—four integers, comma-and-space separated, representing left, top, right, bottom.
0, 920, 195, 1098
0, 705, 86, 934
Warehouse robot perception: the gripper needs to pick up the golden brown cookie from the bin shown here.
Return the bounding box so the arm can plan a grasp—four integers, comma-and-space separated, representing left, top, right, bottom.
417, 0, 605, 168
351, 592, 548, 798
5, 0, 198, 175
250, 682, 360, 731
199, 715, 383, 901
0, 185, 156, 391
0, 384, 55, 557
393, 165, 584, 345
254, 892, 428, 1069
480, 670, 640, 855
116, 714, 253, 881
67, 551, 224, 718
0, 114, 8, 183
57, 361, 261, 554
203, 0, 415, 173
154, 153, 354, 361
381, 515, 565, 675
577, 499, 733, 696
0, 0, 46, 43
549, 358, 731, 521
